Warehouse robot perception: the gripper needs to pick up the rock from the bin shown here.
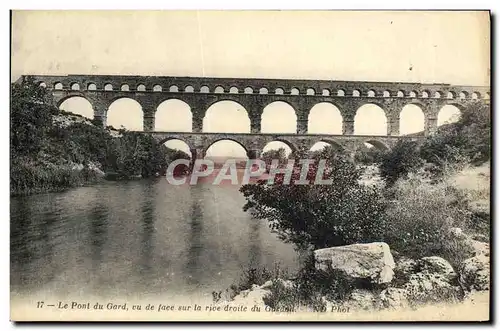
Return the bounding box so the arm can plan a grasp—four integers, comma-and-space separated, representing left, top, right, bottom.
395, 257, 418, 275
231, 286, 271, 306
469, 240, 490, 257
261, 279, 294, 290
314, 242, 395, 284
449, 227, 464, 239
346, 289, 379, 311
403, 272, 462, 304
392, 257, 417, 286
394, 256, 463, 305
459, 254, 490, 291
419, 256, 457, 282
379, 288, 409, 309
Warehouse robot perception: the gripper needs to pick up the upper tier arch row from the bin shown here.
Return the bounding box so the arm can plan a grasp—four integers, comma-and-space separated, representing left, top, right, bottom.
24, 74, 490, 101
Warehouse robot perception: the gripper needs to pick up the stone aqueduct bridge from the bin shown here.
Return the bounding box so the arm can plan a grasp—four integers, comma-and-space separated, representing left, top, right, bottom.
20, 74, 490, 159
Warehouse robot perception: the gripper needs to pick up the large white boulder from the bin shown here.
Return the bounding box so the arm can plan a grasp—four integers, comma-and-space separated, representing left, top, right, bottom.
314, 242, 395, 284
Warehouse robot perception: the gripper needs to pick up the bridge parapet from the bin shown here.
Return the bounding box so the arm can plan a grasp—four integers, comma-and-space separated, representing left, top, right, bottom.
21, 74, 490, 101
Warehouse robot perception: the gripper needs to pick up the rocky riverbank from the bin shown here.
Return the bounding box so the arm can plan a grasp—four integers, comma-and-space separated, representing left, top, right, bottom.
217, 231, 489, 316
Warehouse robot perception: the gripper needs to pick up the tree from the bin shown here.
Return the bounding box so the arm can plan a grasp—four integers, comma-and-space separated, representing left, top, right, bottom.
10, 76, 57, 156
261, 147, 288, 173
420, 103, 491, 168
240, 147, 387, 251
379, 140, 425, 186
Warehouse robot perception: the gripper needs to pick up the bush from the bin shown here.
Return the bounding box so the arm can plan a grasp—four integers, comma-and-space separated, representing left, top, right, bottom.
379, 140, 425, 186
353, 145, 384, 165
382, 176, 475, 269
240, 149, 388, 251
261, 148, 288, 173
420, 102, 490, 172
262, 254, 356, 312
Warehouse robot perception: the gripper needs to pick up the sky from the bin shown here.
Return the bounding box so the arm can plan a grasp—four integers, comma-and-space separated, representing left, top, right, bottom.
11, 10, 490, 157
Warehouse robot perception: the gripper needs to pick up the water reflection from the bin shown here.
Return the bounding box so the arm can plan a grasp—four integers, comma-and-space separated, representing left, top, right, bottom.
89, 200, 108, 273
139, 184, 155, 277
247, 216, 262, 268
185, 185, 204, 287
10, 180, 300, 299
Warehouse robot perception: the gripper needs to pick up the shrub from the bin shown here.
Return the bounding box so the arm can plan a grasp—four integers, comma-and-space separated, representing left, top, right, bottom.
353, 145, 384, 165
382, 176, 475, 269
261, 148, 288, 173
240, 149, 388, 251
420, 102, 490, 171
262, 255, 356, 312
223, 263, 290, 300
262, 280, 299, 312
379, 140, 425, 186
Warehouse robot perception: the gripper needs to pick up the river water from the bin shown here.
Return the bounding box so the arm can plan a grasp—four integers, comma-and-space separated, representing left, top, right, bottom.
10, 178, 300, 302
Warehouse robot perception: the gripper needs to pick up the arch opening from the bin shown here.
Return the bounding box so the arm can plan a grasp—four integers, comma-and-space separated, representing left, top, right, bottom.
214, 86, 224, 94
162, 138, 192, 159
438, 105, 462, 127
184, 85, 194, 93
397, 90, 405, 98
205, 139, 249, 160
107, 98, 143, 131
203, 101, 250, 133
39, 82, 47, 88
259, 87, 268, 94
137, 84, 146, 92
399, 104, 425, 136
364, 140, 389, 151
322, 89, 330, 96
383, 90, 391, 97
306, 88, 315, 96
54, 82, 63, 90
367, 90, 376, 98
409, 91, 417, 98
309, 140, 343, 153
337, 89, 345, 97
261, 101, 297, 134
229, 86, 239, 94
200, 86, 209, 93
155, 99, 192, 132
121, 84, 130, 92
262, 141, 293, 157
169, 85, 179, 93
354, 104, 387, 136
59, 96, 94, 119
421, 91, 429, 98
87, 83, 97, 91
290, 88, 300, 95
307, 102, 343, 134
352, 90, 360, 97
71, 83, 80, 91
153, 85, 162, 92
244, 87, 253, 94
275, 88, 284, 95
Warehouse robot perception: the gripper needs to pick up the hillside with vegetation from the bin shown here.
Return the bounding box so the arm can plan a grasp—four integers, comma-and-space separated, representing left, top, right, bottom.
217, 101, 491, 314
10, 78, 190, 196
